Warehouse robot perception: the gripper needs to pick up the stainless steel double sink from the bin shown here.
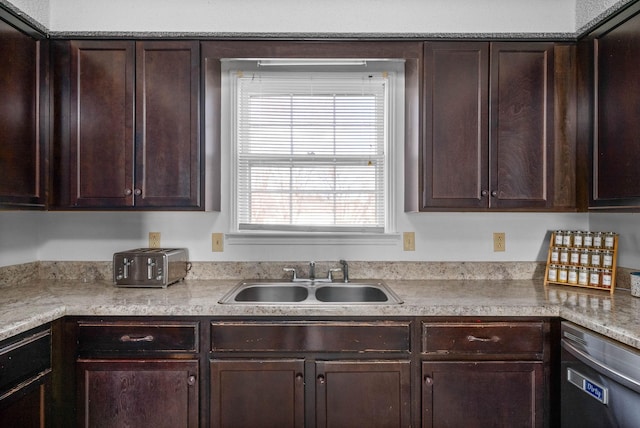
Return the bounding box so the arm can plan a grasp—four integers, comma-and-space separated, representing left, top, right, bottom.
219, 280, 403, 305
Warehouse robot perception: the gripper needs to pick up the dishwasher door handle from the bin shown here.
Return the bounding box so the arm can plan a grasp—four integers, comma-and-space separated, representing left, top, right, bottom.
562, 340, 640, 393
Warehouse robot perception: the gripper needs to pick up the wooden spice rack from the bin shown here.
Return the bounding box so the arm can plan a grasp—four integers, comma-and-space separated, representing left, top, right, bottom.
544, 231, 618, 294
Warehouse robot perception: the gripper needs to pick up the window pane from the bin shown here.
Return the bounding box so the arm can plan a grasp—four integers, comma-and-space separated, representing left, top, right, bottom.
235, 68, 390, 232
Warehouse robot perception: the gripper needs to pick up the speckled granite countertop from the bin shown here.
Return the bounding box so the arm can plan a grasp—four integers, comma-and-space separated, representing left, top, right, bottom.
1, 278, 639, 351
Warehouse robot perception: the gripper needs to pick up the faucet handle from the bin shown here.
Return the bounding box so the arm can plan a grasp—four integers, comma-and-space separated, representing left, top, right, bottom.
283, 267, 298, 281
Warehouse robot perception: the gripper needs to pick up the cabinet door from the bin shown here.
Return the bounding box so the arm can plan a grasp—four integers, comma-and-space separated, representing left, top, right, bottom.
0, 382, 47, 428
422, 42, 489, 209
592, 12, 640, 206
0, 19, 44, 208
490, 43, 554, 209
315, 360, 411, 428
69, 41, 135, 207
210, 359, 305, 428
77, 359, 198, 428
422, 361, 544, 428
135, 41, 201, 208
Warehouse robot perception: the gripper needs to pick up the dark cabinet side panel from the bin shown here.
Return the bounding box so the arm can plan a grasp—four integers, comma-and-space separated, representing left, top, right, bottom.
135, 41, 201, 208
490, 43, 554, 208
422, 42, 489, 209
69, 41, 135, 207
593, 12, 640, 205
0, 19, 44, 207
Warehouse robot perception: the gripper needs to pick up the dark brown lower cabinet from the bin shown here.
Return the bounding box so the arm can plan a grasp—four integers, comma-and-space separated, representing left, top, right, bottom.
422, 361, 544, 428
210, 359, 305, 428
0, 326, 51, 428
316, 360, 411, 428
76, 359, 199, 428
0, 382, 48, 428
209, 358, 411, 428
56, 317, 551, 427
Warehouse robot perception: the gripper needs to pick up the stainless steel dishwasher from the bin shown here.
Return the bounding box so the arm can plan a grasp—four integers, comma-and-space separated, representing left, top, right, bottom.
561, 321, 640, 427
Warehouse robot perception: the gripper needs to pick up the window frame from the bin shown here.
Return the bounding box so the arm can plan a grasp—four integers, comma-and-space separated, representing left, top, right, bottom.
223, 59, 403, 236
201, 41, 422, 244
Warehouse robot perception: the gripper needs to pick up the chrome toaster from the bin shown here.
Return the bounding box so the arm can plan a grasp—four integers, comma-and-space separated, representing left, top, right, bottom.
113, 248, 189, 287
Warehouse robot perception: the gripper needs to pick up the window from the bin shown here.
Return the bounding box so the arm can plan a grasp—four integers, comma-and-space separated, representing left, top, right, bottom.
224, 59, 403, 235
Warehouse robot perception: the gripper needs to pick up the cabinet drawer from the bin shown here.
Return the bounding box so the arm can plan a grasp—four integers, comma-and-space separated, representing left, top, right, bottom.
77, 321, 199, 355
211, 321, 411, 353
0, 328, 51, 397
422, 321, 544, 357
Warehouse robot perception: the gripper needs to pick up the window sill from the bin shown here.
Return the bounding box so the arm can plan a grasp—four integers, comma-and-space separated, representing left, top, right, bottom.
226, 232, 401, 246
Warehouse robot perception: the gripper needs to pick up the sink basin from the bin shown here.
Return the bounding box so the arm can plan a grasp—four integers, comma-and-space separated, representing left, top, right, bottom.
219, 281, 402, 305
315, 285, 388, 302
233, 284, 309, 302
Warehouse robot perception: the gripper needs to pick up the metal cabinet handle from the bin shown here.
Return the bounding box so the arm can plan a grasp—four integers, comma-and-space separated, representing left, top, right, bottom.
317, 374, 326, 384
187, 375, 197, 386
467, 335, 500, 343
134, 188, 142, 196
424, 375, 433, 385
124, 188, 133, 196
491, 190, 498, 197
119, 334, 154, 343
481, 190, 488, 196
295, 373, 304, 381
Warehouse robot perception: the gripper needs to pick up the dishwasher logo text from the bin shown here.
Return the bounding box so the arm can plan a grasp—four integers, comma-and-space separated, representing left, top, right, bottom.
584, 379, 607, 404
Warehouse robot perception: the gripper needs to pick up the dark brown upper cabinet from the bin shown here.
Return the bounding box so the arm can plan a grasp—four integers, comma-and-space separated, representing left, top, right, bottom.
417, 41, 576, 211
589, 9, 640, 208
52, 40, 202, 209
0, 17, 47, 209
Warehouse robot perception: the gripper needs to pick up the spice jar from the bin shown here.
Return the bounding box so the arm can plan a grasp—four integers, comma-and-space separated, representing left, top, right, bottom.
568, 267, 578, 285
563, 231, 574, 247
560, 248, 570, 265
578, 267, 589, 286
601, 269, 613, 288
604, 232, 616, 249
602, 250, 614, 268
590, 250, 602, 267
554, 230, 564, 247
558, 266, 569, 283
573, 231, 584, 248
550, 247, 560, 264
589, 268, 601, 287
547, 265, 558, 282
583, 232, 594, 248
593, 232, 604, 249
570, 249, 580, 266
580, 249, 590, 267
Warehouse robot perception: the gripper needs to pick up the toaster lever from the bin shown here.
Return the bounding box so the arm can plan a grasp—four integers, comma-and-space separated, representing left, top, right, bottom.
147, 257, 156, 280
123, 257, 131, 279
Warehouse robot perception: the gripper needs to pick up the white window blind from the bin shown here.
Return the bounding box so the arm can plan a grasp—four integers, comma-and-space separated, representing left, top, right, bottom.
234, 69, 390, 233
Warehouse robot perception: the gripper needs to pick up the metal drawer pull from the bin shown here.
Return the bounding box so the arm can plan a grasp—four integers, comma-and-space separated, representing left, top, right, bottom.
187, 375, 197, 386
119, 334, 155, 343
467, 335, 500, 343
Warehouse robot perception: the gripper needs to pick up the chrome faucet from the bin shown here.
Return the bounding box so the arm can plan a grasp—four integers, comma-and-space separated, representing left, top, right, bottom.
284, 260, 349, 283
339, 259, 349, 283
309, 261, 315, 281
